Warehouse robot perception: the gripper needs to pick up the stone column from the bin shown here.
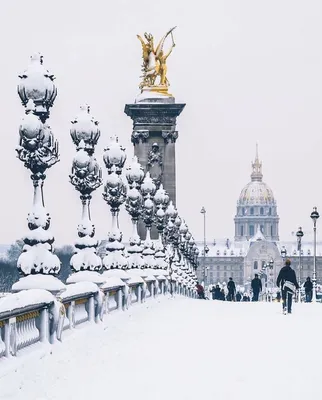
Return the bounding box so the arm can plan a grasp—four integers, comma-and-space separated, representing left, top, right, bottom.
125, 97, 185, 239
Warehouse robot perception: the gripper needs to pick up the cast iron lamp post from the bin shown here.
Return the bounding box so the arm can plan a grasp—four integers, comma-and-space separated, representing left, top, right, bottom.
310, 207, 319, 302
296, 227, 304, 302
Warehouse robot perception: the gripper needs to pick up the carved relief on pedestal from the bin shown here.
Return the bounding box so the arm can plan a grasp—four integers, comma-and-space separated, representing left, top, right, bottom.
162, 130, 178, 144
131, 130, 149, 144
147, 142, 163, 188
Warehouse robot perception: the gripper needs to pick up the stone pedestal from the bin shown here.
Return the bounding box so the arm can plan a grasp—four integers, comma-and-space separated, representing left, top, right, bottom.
124, 93, 185, 240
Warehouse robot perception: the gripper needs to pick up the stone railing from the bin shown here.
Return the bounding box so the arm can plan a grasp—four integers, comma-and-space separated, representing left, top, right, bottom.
0, 277, 196, 360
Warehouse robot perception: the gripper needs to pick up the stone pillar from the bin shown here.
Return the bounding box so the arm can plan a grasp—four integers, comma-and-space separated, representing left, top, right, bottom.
124, 97, 185, 239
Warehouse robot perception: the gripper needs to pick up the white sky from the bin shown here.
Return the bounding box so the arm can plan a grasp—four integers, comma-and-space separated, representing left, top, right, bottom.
1, 0, 322, 246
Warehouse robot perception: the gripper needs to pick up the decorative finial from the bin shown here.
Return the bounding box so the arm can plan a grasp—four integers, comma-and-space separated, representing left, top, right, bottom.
251, 143, 263, 182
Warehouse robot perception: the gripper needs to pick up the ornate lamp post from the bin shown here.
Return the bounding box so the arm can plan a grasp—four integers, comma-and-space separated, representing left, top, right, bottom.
140, 172, 157, 270
200, 206, 207, 287
13, 53, 64, 293
296, 226, 304, 302
154, 184, 170, 272
310, 207, 319, 302
67, 105, 103, 283
125, 156, 145, 270
102, 137, 128, 278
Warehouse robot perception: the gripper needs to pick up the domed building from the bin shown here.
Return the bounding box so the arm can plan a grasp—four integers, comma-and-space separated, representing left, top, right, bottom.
196, 146, 322, 293
234, 145, 279, 241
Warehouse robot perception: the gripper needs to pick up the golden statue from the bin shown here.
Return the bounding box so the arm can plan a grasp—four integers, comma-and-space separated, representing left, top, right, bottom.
137, 27, 176, 95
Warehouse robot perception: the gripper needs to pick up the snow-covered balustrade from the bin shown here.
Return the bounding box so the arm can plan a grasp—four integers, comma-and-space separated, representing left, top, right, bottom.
0, 289, 62, 359
101, 278, 126, 313
58, 282, 103, 330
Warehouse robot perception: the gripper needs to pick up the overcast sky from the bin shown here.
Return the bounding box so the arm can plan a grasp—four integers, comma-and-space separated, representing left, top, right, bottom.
1, 0, 322, 246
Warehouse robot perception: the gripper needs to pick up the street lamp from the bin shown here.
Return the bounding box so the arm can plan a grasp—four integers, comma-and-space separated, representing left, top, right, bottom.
268, 258, 274, 302
281, 246, 287, 259
200, 206, 207, 287
296, 227, 304, 303
310, 207, 319, 302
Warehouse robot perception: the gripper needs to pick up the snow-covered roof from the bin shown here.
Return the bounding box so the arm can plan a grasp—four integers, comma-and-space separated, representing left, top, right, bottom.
196, 239, 249, 257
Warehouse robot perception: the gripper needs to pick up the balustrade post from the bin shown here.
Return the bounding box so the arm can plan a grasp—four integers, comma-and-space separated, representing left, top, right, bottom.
117, 289, 123, 311
4, 320, 12, 357
88, 296, 95, 322
137, 285, 142, 303
40, 308, 49, 343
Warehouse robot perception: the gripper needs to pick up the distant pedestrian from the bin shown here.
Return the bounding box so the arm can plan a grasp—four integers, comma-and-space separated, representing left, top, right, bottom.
227, 277, 236, 301
196, 282, 206, 299
304, 277, 313, 303
236, 292, 242, 302
213, 285, 221, 300
276, 259, 299, 314
251, 274, 262, 301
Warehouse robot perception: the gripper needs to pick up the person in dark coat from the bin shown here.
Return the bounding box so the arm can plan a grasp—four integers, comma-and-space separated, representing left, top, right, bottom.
220, 289, 226, 301
276, 259, 299, 314
227, 277, 236, 301
304, 277, 313, 303
214, 285, 221, 300
236, 292, 242, 302
196, 282, 206, 299
251, 273, 262, 302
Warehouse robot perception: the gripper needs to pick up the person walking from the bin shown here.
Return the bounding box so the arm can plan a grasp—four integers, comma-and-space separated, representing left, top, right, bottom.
251, 274, 262, 302
227, 277, 236, 301
196, 282, 206, 299
304, 277, 313, 303
276, 259, 299, 314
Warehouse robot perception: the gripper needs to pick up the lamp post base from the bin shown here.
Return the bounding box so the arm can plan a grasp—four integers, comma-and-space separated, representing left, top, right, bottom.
12, 274, 66, 295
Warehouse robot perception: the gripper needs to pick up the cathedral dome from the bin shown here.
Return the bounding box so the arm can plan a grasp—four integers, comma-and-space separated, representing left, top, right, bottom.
238, 181, 275, 205
238, 145, 275, 206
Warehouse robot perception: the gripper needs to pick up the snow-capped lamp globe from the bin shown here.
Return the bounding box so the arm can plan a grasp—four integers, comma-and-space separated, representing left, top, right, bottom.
165, 200, 178, 222
103, 135, 127, 175
13, 57, 64, 294
125, 156, 145, 188
70, 105, 101, 155
17, 53, 57, 123
102, 137, 129, 281
67, 106, 104, 286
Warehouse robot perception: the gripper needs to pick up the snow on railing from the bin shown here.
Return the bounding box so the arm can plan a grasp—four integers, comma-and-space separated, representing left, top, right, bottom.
0, 278, 197, 360
0, 289, 63, 358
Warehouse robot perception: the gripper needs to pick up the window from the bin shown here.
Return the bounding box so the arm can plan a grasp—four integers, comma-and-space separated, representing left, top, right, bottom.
270, 225, 273, 236
242, 208, 245, 215
254, 261, 258, 270
240, 225, 244, 236
249, 225, 255, 236
268, 208, 272, 215
250, 207, 254, 215
260, 207, 264, 215
262, 261, 266, 268
224, 266, 227, 271
217, 265, 220, 270
260, 225, 264, 233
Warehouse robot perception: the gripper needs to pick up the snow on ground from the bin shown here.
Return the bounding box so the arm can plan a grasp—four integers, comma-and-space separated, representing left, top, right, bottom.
1, 298, 322, 400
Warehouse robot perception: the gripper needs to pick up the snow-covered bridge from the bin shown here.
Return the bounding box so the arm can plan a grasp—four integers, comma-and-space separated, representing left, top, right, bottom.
1, 295, 322, 400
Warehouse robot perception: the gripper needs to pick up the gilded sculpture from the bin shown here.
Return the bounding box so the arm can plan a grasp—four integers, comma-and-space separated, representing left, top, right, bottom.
137, 27, 176, 94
